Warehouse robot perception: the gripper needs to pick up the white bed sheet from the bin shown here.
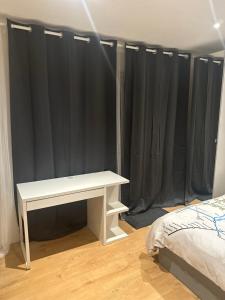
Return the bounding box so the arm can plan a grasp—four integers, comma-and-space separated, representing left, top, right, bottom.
146, 196, 225, 291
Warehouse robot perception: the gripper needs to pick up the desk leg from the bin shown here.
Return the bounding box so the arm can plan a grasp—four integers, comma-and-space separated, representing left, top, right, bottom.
18, 200, 24, 252
23, 204, 31, 270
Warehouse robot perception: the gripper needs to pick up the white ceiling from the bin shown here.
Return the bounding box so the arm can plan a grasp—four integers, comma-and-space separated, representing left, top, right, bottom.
0, 0, 225, 52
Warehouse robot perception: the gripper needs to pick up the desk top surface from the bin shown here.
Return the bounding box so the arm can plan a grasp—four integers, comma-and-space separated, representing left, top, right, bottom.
17, 171, 129, 201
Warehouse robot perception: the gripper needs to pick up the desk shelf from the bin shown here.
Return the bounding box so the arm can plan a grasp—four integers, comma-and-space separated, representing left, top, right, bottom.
105, 226, 128, 244
106, 201, 128, 216
104, 185, 129, 244
105, 211, 128, 244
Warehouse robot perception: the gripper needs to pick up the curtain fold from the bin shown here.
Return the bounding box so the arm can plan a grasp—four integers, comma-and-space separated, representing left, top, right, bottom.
8, 20, 117, 241
0, 16, 19, 256
186, 56, 224, 200
122, 46, 190, 214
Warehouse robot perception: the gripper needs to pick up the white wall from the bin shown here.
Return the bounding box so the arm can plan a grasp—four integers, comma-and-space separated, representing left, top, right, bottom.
0, 0, 224, 52
0, 16, 19, 255
213, 51, 225, 197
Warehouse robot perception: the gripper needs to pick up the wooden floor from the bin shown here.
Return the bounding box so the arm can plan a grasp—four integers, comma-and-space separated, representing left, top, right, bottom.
163, 199, 201, 213
0, 205, 199, 300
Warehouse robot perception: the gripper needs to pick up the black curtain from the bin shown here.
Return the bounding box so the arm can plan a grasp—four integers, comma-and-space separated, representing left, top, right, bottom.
8, 20, 117, 240
186, 56, 224, 200
121, 46, 190, 214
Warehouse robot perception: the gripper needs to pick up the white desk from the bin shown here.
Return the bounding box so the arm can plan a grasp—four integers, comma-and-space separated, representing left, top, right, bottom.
17, 171, 129, 270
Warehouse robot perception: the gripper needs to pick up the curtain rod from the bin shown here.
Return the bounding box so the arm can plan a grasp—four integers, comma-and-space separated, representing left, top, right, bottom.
74, 36, 90, 42
10, 23, 114, 46
126, 45, 139, 50
44, 30, 62, 37
126, 45, 189, 58
146, 49, 157, 54
100, 40, 113, 47
199, 57, 222, 64
73, 36, 113, 45
178, 53, 189, 58
11, 24, 32, 31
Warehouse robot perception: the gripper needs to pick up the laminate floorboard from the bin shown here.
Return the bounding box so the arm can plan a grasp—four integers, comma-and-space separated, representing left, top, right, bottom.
0, 208, 199, 300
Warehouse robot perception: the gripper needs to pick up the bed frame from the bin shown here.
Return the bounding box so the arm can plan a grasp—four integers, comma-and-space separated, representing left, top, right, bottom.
158, 248, 225, 300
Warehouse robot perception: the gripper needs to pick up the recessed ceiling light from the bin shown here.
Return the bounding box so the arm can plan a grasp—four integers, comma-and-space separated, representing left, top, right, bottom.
214, 22, 221, 29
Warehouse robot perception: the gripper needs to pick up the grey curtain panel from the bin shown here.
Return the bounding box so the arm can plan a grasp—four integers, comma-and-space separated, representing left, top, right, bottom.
121, 45, 191, 215
8, 20, 117, 240
186, 56, 224, 200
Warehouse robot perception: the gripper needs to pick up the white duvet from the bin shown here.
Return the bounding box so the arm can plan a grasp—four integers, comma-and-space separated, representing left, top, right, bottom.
146, 196, 225, 291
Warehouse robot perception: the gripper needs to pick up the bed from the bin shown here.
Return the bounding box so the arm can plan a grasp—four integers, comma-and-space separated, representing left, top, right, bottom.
146, 196, 225, 300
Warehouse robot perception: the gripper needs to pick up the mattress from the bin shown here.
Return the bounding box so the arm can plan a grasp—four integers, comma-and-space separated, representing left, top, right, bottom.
146, 196, 225, 291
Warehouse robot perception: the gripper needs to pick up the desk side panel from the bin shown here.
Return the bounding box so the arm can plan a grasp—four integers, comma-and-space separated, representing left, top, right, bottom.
87, 195, 105, 244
